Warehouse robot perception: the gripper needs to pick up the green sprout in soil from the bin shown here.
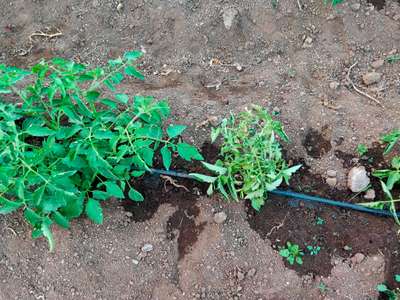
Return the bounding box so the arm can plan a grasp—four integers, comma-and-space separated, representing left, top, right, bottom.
279, 241, 304, 265
359, 130, 400, 224
324, 0, 345, 6
316, 216, 325, 225
377, 274, 400, 300
0, 51, 204, 250
381, 129, 400, 155
190, 105, 301, 211
356, 144, 368, 157
386, 55, 400, 64
306, 245, 321, 256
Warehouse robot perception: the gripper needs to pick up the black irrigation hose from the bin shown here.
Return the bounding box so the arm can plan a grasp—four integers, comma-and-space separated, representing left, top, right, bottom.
149, 168, 400, 218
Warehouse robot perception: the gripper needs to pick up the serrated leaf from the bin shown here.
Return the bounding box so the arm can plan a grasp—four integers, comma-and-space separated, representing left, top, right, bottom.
0, 197, 22, 214
115, 93, 129, 104
160, 146, 172, 170
124, 51, 143, 61
167, 124, 186, 138
189, 173, 217, 183
128, 188, 144, 202
85, 198, 103, 224
201, 161, 227, 175
124, 66, 144, 80
52, 211, 70, 229
26, 125, 55, 137
85, 90, 100, 102
24, 208, 42, 226
177, 143, 204, 161
104, 181, 124, 198
41, 217, 55, 252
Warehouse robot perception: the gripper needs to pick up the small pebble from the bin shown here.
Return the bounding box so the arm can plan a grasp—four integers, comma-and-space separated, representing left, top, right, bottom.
348, 166, 370, 192
364, 189, 376, 200
350, 3, 361, 11
362, 72, 381, 86
247, 268, 257, 277
326, 177, 337, 187
213, 212, 227, 224
371, 59, 384, 69
329, 81, 340, 90
141, 244, 154, 252
351, 253, 365, 265
327, 170, 337, 177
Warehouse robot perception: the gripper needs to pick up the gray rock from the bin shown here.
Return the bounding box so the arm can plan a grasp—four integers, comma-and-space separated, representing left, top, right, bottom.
141, 244, 154, 252
351, 253, 365, 265
327, 170, 337, 177
213, 212, 227, 224
247, 268, 257, 277
222, 8, 239, 30
326, 177, 337, 187
371, 59, 384, 69
362, 72, 381, 85
364, 189, 376, 200
329, 81, 340, 90
237, 271, 245, 281
347, 166, 370, 192
350, 3, 361, 11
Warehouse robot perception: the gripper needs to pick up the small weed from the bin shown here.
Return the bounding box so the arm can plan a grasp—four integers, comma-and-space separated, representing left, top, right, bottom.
381, 129, 400, 155
324, 0, 345, 6
361, 156, 400, 223
318, 282, 328, 293
279, 241, 304, 265
306, 245, 321, 255
377, 274, 400, 300
316, 217, 325, 225
191, 106, 301, 211
356, 144, 368, 157
386, 55, 400, 64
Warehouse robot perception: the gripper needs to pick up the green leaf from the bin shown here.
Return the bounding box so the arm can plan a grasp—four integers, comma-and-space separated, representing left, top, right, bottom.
177, 143, 204, 161
41, 217, 55, 252
167, 125, 186, 138
85, 90, 100, 102
201, 161, 227, 175
52, 211, 70, 229
395, 274, 400, 282
128, 188, 144, 202
124, 51, 143, 61
26, 125, 55, 137
24, 208, 42, 226
376, 284, 388, 292
251, 198, 264, 211
104, 181, 124, 198
189, 173, 217, 183
100, 98, 118, 109
92, 190, 109, 201
115, 93, 129, 104
85, 198, 103, 224
160, 146, 172, 170
124, 66, 144, 80
296, 256, 303, 265
0, 197, 22, 214
279, 249, 290, 257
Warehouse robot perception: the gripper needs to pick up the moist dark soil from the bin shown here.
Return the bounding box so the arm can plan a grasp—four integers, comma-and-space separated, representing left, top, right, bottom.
121, 142, 219, 261
247, 144, 400, 288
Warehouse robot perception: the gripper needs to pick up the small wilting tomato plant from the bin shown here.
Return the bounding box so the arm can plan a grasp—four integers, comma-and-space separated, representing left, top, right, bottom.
190, 105, 301, 210
0, 51, 203, 250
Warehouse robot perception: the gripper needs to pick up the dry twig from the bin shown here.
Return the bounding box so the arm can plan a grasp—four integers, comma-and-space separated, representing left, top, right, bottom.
17, 27, 63, 56
160, 175, 189, 192
266, 213, 289, 237
346, 62, 383, 107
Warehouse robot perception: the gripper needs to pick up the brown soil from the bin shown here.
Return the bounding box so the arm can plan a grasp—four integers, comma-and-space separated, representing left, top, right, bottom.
2, 0, 400, 299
